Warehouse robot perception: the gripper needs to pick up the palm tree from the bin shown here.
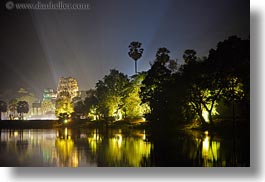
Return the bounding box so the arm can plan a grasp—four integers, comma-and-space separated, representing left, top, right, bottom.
0, 100, 7, 120
17, 101, 29, 120
128, 41, 144, 74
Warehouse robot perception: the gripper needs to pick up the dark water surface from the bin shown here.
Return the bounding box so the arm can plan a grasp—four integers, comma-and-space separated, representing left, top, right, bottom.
0, 128, 249, 167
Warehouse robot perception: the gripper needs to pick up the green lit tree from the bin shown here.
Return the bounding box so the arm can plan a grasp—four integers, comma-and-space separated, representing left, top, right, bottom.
55, 98, 74, 121
96, 69, 129, 120
41, 99, 55, 115
207, 36, 250, 122
0, 100, 7, 120
128, 41, 144, 74
123, 72, 150, 119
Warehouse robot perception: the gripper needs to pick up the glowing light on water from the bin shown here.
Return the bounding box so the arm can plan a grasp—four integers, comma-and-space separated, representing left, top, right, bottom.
114, 134, 123, 148
202, 136, 210, 156
64, 128, 68, 137
143, 130, 146, 140
201, 132, 221, 166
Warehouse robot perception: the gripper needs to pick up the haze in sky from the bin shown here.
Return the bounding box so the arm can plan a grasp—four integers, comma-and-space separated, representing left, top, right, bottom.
0, 0, 249, 99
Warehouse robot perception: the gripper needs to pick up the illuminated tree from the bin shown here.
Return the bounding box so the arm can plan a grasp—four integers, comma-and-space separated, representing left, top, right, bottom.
123, 73, 150, 118
0, 100, 7, 120
207, 36, 250, 121
16, 101, 29, 120
181, 36, 249, 125
55, 98, 74, 121
128, 41, 144, 74
96, 69, 129, 119
41, 99, 55, 114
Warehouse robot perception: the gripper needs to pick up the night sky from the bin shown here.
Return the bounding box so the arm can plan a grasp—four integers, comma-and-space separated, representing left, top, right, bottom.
0, 0, 249, 99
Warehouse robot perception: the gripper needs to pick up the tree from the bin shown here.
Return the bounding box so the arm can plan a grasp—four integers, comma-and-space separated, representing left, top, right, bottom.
55, 98, 74, 121
183, 49, 197, 64
8, 99, 17, 120
16, 101, 29, 120
128, 41, 144, 74
123, 72, 150, 119
41, 99, 55, 115
0, 100, 7, 120
207, 36, 250, 122
73, 100, 86, 119
179, 36, 249, 126
140, 48, 181, 129
180, 50, 225, 126
84, 90, 99, 120
96, 69, 129, 119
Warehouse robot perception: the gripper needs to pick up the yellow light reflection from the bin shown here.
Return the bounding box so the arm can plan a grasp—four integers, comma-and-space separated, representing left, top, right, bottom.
55, 138, 77, 167
143, 130, 146, 141
64, 128, 68, 137
202, 136, 209, 157
86, 130, 152, 167
114, 134, 123, 148
201, 133, 221, 167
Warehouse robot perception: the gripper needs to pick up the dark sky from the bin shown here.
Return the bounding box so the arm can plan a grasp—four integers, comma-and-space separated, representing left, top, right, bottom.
0, 0, 249, 99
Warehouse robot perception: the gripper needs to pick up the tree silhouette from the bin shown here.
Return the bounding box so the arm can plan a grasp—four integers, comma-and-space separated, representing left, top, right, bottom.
16, 101, 29, 120
0, 100, 7, 120
128, 41, 144, 74
183, 49, 197, 64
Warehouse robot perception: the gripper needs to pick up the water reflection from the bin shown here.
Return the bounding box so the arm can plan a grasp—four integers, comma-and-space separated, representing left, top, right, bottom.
157, 129, 248, 166
0, 128, 249, 167
201, 131, 221, 166
86, 129, 152, 167
0, 128, 152, 167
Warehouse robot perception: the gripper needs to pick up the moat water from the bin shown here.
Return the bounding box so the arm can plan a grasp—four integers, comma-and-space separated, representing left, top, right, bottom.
0, 127, 249, 167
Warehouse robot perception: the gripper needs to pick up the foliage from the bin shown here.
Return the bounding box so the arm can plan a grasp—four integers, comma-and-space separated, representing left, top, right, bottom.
41, 99, 55, 114
96, 69, 129, 119
84, 90, 99, 120
123, 72, 150, 118
0, 100, 7, 120
140, 36, 249, 129
140, 48, 182, 129
8, 99, 17, 120
16, 101, 29, 120
55, 98, 74, 120
73, 100, 86, 119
